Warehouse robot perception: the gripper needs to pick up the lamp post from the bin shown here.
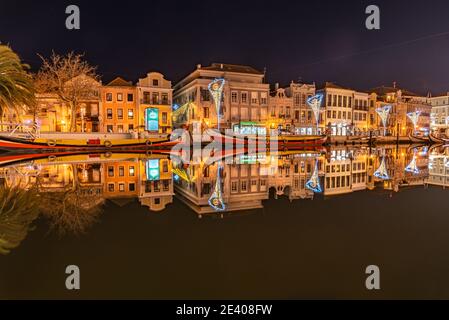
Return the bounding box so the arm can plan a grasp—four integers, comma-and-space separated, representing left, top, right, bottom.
80, 107, 86, 133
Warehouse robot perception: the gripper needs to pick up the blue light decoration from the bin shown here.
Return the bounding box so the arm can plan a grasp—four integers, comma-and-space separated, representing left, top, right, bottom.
405, 151, 420, 174
306, 93, 324, 134
208, 165, 226, 212
145, 108, 159, 132
146, 159, 160, 181
374, 157, 390, 180
376, 105, 392, 136
172, 103, 180, 111
208, 78, 225, 130
305, 160, 322, 193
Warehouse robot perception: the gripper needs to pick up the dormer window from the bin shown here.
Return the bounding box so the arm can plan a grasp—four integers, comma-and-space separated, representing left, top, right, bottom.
153, 79, 159, 86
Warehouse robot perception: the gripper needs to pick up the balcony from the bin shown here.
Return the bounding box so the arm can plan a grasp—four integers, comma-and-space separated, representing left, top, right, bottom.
140, 99, 171, 105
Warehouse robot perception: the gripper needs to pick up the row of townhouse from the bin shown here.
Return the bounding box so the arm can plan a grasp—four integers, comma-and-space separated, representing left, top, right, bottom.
173, 63, 432, 137
1, 72, 173, 135
0, 156, 174, 212
0, 62, 434, 136
428, 93, 449, 136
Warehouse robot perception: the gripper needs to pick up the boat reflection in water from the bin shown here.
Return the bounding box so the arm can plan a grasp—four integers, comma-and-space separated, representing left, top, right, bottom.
0, 144, 446, 254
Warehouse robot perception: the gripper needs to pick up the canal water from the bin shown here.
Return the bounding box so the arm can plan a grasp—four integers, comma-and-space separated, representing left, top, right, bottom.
1, 145, 449, 299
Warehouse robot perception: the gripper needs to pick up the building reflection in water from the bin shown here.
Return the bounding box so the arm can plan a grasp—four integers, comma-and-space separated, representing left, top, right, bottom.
0, 144, 448, 252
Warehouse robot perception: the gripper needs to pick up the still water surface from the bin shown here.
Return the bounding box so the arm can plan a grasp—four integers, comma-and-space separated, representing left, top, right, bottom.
1, 145, 449, 299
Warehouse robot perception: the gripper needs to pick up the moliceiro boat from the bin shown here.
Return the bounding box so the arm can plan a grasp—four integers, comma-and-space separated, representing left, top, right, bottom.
429, 133, 449, 144
208, 133, 328, 150
408, 133, 430, 144
0, 131, 328, 153
0, 133, 177, 152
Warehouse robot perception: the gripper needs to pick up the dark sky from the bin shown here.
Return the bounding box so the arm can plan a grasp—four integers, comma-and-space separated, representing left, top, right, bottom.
1, 0, 449, 94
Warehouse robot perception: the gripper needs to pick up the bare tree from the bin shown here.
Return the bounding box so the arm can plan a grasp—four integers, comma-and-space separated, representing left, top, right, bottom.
35, 52, 100, 132
36, 164, 104, 236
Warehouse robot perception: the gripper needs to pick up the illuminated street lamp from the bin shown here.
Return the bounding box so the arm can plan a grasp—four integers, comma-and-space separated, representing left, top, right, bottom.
307, 93, 324, 135
80, 107, 86, 133
376, 105, 392, 136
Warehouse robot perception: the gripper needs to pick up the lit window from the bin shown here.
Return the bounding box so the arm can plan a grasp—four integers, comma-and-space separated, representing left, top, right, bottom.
231, 92, 238, 103
251, 92, 258, 105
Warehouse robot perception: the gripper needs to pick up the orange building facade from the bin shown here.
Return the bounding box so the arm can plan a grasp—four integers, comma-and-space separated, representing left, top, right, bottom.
100, 77, 139, 133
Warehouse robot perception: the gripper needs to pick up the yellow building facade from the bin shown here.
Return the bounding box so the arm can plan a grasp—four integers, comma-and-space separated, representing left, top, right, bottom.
137, 72, 173, 134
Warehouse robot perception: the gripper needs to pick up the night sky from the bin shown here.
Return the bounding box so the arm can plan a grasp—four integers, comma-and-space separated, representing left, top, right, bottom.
2, 0, 449, 94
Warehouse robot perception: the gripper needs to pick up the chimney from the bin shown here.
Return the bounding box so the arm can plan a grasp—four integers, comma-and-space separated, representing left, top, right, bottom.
393, 81, 397, 89
196, 64, 202, 69
220, 63, 224, 69
275, 83, 279, 90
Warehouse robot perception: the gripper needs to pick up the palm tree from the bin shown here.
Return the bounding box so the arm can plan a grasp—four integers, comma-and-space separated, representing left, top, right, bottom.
0, 45, 36, 129
0, 185, 40, 255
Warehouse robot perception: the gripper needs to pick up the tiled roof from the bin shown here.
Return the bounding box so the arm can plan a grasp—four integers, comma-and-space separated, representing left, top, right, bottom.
201, 63, 264, 75
317, 82, 354, 91
106, 77, 134, 87
369, 85, 418, 97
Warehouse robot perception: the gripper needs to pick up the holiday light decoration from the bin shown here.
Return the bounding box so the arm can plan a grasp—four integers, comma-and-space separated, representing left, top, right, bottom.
307, 93, 324, 133
376, 105, 392, 135
405, 151, 420, 174
172, 167, 195, 183
305, 160, 322, 193
208, 78, 226, 130
407, 111, 421, 128
374, 157, 390, 180
407, 111, 421, 135
208, 165, 226, 211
